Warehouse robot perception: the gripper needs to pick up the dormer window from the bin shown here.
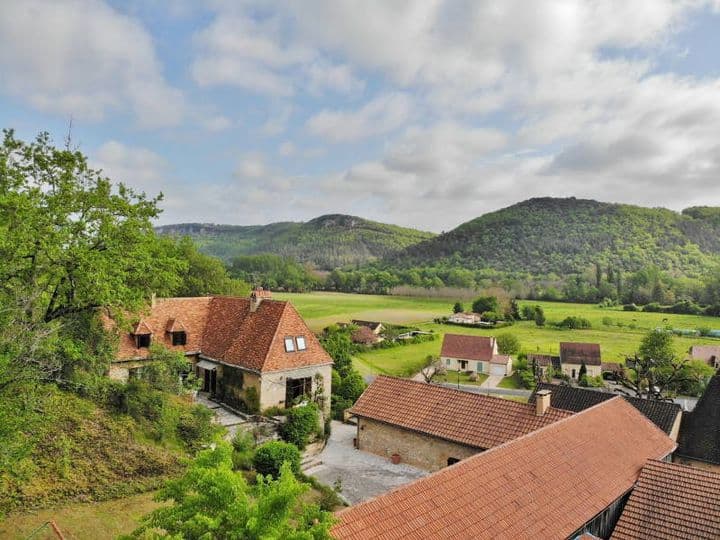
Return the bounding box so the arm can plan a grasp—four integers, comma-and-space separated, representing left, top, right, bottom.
136, 334, 151, 348
296, 336, 307, 351
284, 337, 295, 352
172, 331, 187, 346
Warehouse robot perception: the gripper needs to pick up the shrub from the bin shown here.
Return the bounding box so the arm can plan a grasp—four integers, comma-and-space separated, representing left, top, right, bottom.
698, 326, 712, 337
517, 370, 536, 389
231, 430, 256, 470
534, 307, 546, 327
244, 387, 260, 414
482, 311, 504, 322
280, 404, 320, 449
253, 441, 301, 478
558, 316, 592, 330
496, 333, 521, 355
468, 372, 478, 382
602, 316, 613, 326
521, 305, 537, 320
642, 302, 663, 313
623, 303, 639, 312
176, 405, 215, 451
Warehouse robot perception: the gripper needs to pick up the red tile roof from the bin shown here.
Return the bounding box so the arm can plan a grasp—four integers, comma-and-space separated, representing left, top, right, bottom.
440, 333, 496, 361
611, 460, 720, 540
106, 296, 331, 373
349, 376, 571, 450
333, 397, 676, 540
560, 341, 602, 366
490, 354, 511, 365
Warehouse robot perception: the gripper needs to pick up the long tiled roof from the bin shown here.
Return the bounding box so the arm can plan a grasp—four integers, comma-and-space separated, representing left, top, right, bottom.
560, 341, 602, 365
676, 373, 720, 465
106, 296, 331, 373
529, 383, 681, 435
440, 333, 496, 361
333, 398, 676, 540
611, 460, 720, 540
350, 376, 571, 450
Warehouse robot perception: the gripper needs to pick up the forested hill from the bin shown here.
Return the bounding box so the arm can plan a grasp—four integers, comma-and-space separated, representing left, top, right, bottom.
383, 198, 720, 277
156, 214, 435, 270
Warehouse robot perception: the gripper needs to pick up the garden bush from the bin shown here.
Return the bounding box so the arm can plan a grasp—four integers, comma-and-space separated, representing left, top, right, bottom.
253, 441, 301, 478
623, 303, 639, 312
280, 403, 320, 449
558, 316, 592, 329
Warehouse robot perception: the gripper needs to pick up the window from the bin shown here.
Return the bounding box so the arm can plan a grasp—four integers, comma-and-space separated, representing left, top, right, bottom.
284, 337, 295, 352
296, 336, 307, 351
136, 334, 151, 348
286, 377, 312, 407
476, 362, 483, 373
172, 331, 187, 346
459, 360, 468, 370
446, 358, 451, 366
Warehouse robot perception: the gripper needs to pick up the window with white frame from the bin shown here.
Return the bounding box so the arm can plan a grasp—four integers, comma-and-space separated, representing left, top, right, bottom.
284, 337, 295, 352
296, 336, 307, 351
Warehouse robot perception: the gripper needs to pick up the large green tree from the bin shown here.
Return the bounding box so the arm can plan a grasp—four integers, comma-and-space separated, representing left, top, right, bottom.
173, 236, 250, 297
126, 442, 334, 539
620, 330, 714, 399
0, 129, 184, 325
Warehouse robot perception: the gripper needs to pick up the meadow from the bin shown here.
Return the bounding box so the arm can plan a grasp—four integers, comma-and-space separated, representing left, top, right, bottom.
275, 292, 720, 377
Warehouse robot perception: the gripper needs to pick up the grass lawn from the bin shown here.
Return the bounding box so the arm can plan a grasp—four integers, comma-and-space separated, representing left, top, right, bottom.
497, 374, 523, 389
0, 491, 163, 540
434, 371, 489, 386
276, 292, 720, 377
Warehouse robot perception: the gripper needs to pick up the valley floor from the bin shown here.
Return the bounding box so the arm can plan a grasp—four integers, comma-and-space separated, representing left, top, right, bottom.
276, 291, 720, 378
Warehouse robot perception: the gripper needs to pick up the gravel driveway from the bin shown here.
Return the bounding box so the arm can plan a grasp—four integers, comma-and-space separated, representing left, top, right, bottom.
305, 421, 428, 505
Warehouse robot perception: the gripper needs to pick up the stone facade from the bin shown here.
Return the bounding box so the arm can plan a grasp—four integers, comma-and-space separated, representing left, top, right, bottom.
356, 417, 481, 471
260, 364, 332, 415
562, 363, 601, 379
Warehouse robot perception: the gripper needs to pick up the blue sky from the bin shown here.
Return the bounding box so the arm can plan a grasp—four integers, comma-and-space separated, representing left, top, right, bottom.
1, 1, 720, 231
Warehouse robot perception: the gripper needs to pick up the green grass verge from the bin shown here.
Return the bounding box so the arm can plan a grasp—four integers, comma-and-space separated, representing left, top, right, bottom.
497, 374, 523, 389
0, 491, 164, 540
433, 371, 489, 386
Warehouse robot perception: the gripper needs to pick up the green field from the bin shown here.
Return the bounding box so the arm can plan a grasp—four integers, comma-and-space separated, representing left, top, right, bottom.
276, 292, 720, 376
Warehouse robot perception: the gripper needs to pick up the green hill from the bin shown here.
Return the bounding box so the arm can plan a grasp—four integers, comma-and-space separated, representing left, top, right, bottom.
156, 214, 435, 270
384, 198, 720, 277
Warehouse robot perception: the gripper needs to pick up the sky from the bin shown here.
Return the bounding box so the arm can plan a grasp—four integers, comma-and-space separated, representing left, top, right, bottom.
1, 0, 720, 232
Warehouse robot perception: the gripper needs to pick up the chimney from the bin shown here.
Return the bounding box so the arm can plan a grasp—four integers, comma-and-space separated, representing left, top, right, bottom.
535, 389, 551, 416
250, 287, 270, 313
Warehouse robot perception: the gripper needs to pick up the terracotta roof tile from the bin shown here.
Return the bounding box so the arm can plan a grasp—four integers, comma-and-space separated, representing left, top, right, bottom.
349, 376, 571, 450
333, 398, 676, 540
611, 460, 720, 540
107, 295, 331, 373
440, 334, 496, 361
560, 342, 601, 366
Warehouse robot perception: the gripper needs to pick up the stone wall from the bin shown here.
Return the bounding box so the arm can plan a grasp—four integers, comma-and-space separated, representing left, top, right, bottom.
260, 363, 332, 415
356, 417, 480, 471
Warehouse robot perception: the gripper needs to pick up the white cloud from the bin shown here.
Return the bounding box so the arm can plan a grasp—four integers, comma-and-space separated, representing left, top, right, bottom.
236, 153, 268, 179
306, 93, 413, 142
94, 141, 170, 194
0, 0, 185, 128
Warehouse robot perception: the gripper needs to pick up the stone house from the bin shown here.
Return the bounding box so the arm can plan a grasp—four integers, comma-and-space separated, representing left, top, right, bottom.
348, 376, 571, 471
447, 312, 482, 325
333, 397, 676, 540
351, 320, 384, 335
439, 333, 513, 376
105, 289, 333, 414
560, 341, 602, 379
675, 373, 720, 472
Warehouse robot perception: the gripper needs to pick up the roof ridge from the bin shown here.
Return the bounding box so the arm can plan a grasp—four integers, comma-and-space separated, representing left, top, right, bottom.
373, 375, 548, 412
